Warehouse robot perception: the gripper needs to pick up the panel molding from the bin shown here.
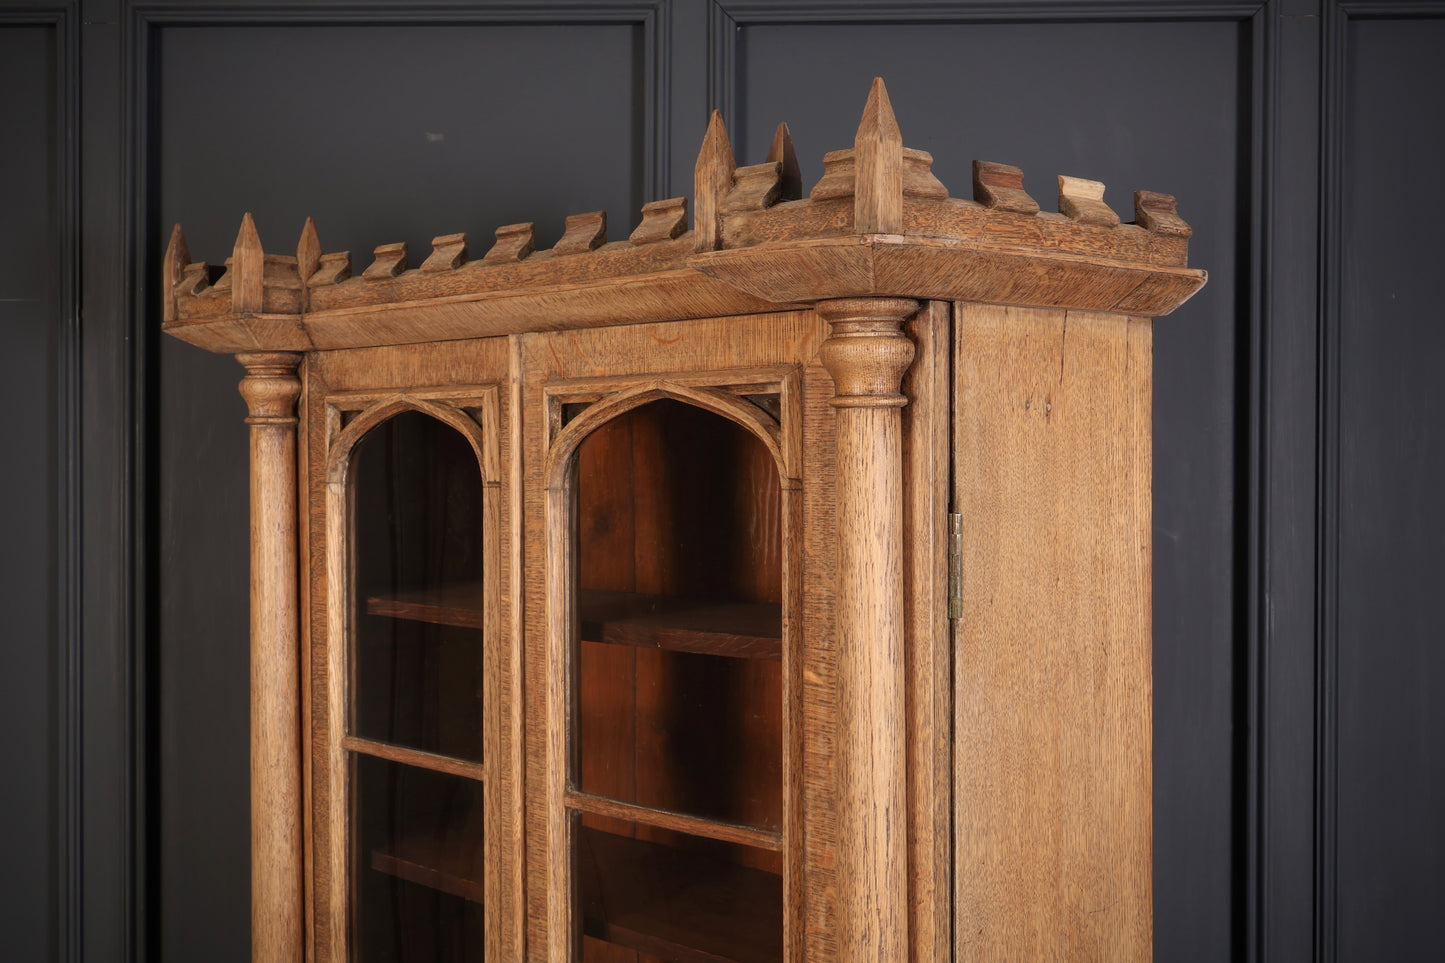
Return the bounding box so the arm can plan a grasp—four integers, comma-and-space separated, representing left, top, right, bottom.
126, 0, 672, 200
708, 0, 1268, 123
1318, 9, 1344, 958
1248, 4, 1324, 962
1316, 4, 1445, 960
0, 6, 82, 961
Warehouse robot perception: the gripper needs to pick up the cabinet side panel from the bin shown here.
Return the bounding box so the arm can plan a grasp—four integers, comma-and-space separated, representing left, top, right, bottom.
952, 304, 1152, 960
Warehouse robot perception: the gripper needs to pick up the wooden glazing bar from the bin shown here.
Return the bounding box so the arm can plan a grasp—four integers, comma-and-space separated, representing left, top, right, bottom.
341, 735, 488, 785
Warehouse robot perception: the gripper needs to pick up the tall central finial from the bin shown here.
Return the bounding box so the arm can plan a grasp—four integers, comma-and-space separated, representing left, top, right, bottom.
853, 77, 905, 235
694, 110, 737, 252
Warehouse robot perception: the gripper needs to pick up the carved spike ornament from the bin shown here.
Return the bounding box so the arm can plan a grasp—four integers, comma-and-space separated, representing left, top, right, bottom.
694, 109, 737, 252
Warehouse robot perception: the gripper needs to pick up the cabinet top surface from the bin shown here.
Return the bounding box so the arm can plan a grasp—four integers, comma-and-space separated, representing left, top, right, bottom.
162, 78, 1206, 355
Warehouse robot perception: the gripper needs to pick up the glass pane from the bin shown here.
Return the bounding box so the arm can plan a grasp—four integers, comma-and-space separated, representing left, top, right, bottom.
571, 399, 784, 961
351, 410, 486, 761
353, 754, 485, 961
577, 818, 782, 963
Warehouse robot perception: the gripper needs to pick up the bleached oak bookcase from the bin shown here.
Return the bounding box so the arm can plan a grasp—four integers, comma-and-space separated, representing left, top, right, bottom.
162, 79, 1205, 963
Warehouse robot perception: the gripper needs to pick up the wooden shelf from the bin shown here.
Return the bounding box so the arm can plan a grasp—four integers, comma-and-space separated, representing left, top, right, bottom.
579, 826, 783, 963
367, 584, 781, 660
366, 582, 486, 630
579, 590, 780, 660
369, 832, 484, 905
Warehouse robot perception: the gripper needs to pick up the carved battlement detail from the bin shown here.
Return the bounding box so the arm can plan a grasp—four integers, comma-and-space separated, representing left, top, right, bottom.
484, 223, 536, 264
630, 199, 689, 244
553, 212, 607, 256
1058, 175, 1121, 227
972, 161, 1039, 214
421, 233, 468, 273
163, 77, 1204, 354
362, 242, 408, 281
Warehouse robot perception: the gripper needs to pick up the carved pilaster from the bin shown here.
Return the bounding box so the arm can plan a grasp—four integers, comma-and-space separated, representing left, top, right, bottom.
816, 297, 919, 963
237, 352, 304, 963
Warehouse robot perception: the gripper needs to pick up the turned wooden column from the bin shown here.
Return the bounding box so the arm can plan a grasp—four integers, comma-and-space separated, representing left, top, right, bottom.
817, 296, 918, 962
237, 352, 304, 963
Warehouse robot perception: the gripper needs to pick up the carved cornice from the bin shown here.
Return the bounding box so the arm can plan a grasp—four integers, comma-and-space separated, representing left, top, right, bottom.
164, 78, 1206, 355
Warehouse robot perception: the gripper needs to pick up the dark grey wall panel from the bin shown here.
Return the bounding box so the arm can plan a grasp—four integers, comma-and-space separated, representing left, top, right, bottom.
154, 20, 648, 961
0, 22, 59, 963
3, 0, 1429, 957
1335, 15, 1445, 961
1254, 3, 1325, 960
733, 19, 1245, 961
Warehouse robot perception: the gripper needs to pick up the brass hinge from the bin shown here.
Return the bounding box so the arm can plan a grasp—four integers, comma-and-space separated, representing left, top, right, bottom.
947, 513, 963, 620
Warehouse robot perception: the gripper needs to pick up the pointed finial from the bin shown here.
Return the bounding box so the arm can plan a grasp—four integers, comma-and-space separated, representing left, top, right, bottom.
297, 217, 322, 284
163, 224, 190, 323
232, 213, 265, 313
694, 110, 737, 252
767, 122, 802, 202
854, 78, 904, 234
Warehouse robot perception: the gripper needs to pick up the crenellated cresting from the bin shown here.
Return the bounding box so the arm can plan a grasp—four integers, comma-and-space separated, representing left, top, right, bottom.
698, 79, 1194, 265
163, 76, 1205, 352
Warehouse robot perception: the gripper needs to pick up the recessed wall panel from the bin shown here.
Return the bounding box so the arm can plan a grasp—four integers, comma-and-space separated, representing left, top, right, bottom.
1337, 17, 1445, 961
0, 23, 59, 963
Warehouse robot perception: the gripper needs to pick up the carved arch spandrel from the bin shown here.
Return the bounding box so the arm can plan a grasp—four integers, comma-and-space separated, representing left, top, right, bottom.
543, 379, 789, 490
324, 389, 501, 491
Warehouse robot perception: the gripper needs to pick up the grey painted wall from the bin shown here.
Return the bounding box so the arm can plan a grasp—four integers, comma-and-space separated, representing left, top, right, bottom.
2, 1, 1441, 960
0, 22, 61, 963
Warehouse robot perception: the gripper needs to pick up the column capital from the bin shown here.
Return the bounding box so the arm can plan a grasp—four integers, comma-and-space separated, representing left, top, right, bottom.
816, 297, 919, 408
237, 352, 302, 426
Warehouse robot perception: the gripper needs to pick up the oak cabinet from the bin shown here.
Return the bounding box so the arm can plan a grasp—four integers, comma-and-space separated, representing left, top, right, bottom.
163, 80, 1204, 962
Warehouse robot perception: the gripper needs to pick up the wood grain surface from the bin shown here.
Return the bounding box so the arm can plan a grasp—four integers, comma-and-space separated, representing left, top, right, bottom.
952, 304, 1152, 960
816, 298, 918, 963
237, 352, 305, 963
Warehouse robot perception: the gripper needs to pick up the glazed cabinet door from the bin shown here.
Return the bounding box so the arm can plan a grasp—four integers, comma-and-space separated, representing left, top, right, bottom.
304, 339, 522, 962
521, 313, 822, 963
